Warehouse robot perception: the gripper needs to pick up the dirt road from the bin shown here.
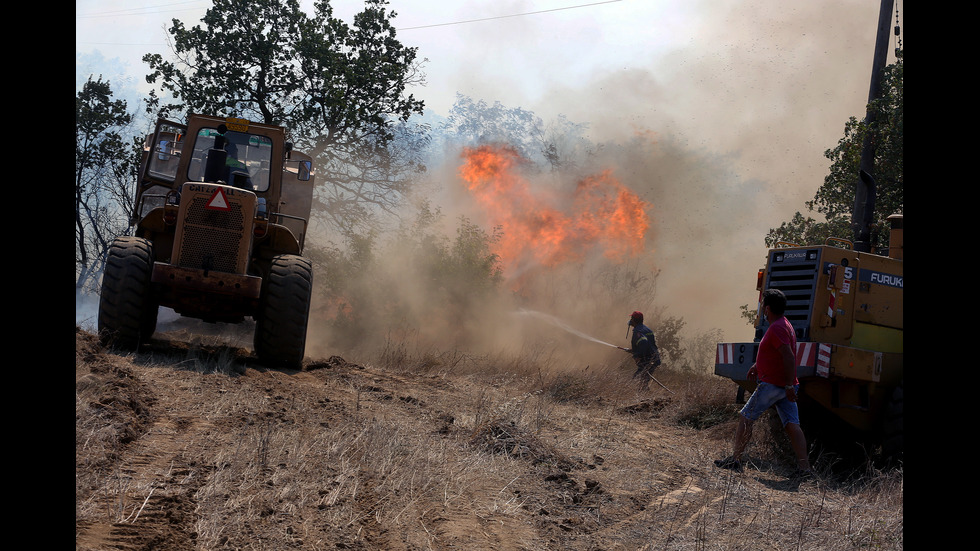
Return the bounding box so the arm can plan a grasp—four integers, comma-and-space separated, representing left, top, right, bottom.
75, 328, 902, 550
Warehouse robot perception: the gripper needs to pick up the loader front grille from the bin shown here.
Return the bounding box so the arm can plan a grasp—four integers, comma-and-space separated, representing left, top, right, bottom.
177, 195, 248, 274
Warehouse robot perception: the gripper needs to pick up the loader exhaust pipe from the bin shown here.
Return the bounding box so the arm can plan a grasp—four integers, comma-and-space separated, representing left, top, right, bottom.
886, 213, 903, 260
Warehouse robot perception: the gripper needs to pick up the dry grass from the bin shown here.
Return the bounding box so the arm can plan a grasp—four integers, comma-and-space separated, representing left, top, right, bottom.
76, 328, 903, 550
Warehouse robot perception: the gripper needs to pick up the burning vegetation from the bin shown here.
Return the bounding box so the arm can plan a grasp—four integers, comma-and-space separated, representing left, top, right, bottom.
306, 138, 664, 371
458, 144, 650, 277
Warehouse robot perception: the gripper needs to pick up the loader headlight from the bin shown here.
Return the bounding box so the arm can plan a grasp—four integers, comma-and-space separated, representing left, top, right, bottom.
164, 204, 178, 225
254, 218, 268, 239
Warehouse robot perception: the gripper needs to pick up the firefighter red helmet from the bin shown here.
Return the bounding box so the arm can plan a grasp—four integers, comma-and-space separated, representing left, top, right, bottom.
630, 311, 644, 324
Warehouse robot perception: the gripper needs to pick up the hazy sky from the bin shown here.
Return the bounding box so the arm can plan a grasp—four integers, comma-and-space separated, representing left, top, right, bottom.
75, 1, 897, 122
75, 0, 903, 339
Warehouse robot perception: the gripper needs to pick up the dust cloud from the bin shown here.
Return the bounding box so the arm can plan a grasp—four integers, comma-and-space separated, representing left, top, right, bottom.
307, 148, 656, 368
305, 0, 894, 368
518, 0, 889, 341
303, 134, 760, 374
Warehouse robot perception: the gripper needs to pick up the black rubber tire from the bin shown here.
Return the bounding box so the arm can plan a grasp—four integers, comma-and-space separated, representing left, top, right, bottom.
882, 380, 903, 463
98, 236, 158, 347
254, 255, 313, 368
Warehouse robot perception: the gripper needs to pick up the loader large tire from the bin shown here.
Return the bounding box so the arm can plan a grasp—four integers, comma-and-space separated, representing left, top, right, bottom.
98, 236, 158, 347
254, 255, 313, 368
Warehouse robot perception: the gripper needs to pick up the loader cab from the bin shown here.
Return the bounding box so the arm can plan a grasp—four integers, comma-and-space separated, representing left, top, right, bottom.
191, 125, 275, 192
136, 116, 283, 205
133, 114, 314, 258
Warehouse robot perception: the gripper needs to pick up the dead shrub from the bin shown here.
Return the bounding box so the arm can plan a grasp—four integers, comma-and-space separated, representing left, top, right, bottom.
469, 419, 570, 469
544, 373, 591, 403
675, 401, 740, 430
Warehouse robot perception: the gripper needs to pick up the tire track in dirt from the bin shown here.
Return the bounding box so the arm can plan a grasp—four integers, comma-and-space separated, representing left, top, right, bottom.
76, 355, 216, 551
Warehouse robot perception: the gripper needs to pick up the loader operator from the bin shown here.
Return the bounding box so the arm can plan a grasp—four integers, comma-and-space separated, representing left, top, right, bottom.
625, 311, 661, 391
714, 289, 814, 479
224, 140, 252, 190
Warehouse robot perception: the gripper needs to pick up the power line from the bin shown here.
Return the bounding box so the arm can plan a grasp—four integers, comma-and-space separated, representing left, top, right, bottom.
397, 0, 624, 31
76, 0, 625, 48
76, 0, 206, 19
76, 0, 623, 24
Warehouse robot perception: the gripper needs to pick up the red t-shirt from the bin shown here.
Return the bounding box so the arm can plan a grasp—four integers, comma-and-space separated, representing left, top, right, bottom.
757, 316, 798, 386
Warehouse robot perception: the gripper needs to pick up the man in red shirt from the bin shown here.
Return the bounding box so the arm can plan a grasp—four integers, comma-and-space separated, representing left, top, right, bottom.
715, 289, 813, 478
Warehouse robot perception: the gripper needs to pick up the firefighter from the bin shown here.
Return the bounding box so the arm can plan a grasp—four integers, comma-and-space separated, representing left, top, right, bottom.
625, 311, 661, 390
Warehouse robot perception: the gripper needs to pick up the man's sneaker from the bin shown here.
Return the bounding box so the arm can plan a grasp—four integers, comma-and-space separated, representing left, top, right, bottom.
714, 456, 743, 472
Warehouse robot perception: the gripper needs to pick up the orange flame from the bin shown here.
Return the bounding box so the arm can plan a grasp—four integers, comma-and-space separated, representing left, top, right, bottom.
458, 144, 650, 276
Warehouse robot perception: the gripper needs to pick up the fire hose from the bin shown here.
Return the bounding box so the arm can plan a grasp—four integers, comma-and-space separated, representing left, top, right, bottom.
619, 347, 673, 394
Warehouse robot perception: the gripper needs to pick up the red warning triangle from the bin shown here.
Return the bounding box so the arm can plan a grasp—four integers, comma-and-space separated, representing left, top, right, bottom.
206, 188, 231, 211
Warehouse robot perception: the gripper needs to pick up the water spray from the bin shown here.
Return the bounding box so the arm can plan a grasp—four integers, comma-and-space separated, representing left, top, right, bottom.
513, 308, 622, 348
513, 309, 672, 393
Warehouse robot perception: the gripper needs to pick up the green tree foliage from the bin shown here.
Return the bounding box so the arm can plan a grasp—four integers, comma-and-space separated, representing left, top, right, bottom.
441, 94, 545, 163
76, 76, 138, 291
653, 315, 685, 365
143, 0, 427, 232
739, 303, 758, 327
677, 327, 725, 374
767, 49, 903, 251
440, 94, 595, 175
444, 218, 504, 297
